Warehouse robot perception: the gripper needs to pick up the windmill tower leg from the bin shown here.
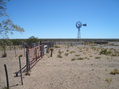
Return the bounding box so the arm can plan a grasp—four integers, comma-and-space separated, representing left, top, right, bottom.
77, 28, 80, 39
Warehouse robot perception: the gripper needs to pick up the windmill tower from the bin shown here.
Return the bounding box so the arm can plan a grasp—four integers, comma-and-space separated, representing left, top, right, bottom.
76, 21, 87, 39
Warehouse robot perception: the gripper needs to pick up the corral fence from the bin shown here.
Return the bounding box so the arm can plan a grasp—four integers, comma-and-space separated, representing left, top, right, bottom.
15, 41, 54, 77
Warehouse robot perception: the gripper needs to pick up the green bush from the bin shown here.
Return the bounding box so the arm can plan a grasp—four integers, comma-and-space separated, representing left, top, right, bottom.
58, 50, 61, 54
65, 53, 69, 56
57, 54, 62, 58
54, 45, 60, 48
58, 50, 63, 54
77, 57, 84, 60
71, 58, 76, 61
70, 51, 75, 54
111, 53, 117, 56
71, 57, 84, 61
99, 49, 111, 55
95, 56, 101, 59
66, 50, 69, 52
75, 54, 80, 57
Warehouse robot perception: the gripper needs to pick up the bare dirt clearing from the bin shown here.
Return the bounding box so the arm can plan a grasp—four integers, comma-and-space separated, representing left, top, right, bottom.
0, 44, 119, 89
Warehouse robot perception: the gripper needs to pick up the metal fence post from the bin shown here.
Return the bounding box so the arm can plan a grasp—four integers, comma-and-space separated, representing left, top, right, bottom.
50, 48, 54, 57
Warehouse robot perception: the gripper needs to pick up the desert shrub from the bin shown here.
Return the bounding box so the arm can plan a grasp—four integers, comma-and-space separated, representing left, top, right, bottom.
105, 78, 112, 83
99, 49, 111, 55
79, 50, 82, 52
65, 53, 69, 56
70, 51, 75, 54
66, 50, 69, 52
58, 49, 64, 54
77, 57, 84, 60
84, 57, 88, 59
57, 54, 62, 58
84, 57, 90, 60
58, 50, 62, 54
71, 57, 84, 61
110, 69, 119, 75
95, 56, 101, 59
100, 48, 119, 56
71, 58, 76, 61
90, 55, 92, 57
91, 47, 97, 51
111, 53, 117, 56
54, 45, 60, 48
75, 54, 80, 57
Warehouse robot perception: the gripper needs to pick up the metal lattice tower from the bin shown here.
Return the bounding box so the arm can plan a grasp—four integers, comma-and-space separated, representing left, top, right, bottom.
76, 21, 87, 39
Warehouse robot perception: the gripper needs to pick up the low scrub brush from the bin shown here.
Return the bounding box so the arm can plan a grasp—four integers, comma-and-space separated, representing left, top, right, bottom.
57, 54, 62, 58
99, 49, 111, 55
110, 68, 119, 75
54, 45, 60, 48
65, 53, 69, 56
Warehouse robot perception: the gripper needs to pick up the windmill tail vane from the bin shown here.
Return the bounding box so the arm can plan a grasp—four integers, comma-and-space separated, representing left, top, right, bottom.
83, 24, 87, 26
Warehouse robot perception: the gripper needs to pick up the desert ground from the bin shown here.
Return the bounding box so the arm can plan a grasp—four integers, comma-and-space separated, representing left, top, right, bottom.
0, 42, 119, 89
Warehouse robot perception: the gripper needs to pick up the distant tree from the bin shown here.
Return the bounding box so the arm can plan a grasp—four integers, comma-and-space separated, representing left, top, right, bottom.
29, 36, 38, 39
11, 39, 23, 45
26, 36, 39, 44
0, 39, 12, 57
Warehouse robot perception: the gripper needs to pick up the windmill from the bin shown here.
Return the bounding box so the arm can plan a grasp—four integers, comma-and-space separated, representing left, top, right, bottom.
76, 21, 87, 39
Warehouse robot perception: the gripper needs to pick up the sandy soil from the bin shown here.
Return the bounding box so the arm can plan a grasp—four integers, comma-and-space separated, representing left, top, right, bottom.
0, 44, 119, 89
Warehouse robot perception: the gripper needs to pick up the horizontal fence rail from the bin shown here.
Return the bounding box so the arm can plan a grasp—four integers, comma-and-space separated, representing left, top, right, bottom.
15, 42, 54, 77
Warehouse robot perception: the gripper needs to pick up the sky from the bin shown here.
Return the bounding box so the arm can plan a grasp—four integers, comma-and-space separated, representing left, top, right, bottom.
1, 0, 119, 39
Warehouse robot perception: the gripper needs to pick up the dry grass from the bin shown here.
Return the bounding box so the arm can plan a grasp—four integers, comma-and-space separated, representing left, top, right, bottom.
95, 56, 101, 59
75, 54, 80, 57
105, 78, 112, 84
70, 51, 75, 54
110, 68, 119, 75
54, 45, 61, 48
71, 57, 85, 61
